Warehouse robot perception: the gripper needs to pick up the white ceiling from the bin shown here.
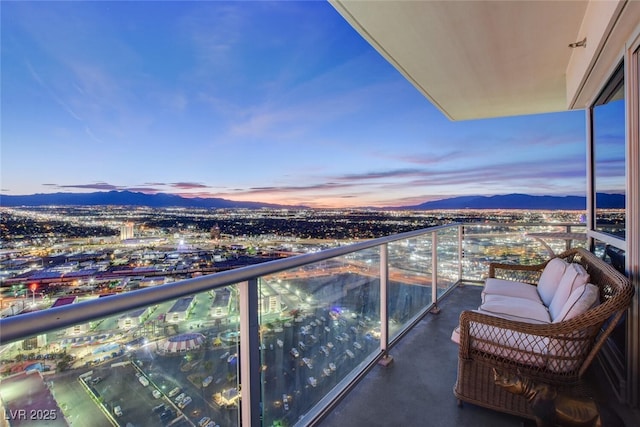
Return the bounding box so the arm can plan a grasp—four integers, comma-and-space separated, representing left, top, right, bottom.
330, 0, 590, 121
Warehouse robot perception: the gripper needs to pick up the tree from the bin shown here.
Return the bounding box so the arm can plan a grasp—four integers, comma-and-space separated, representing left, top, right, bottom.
56, 353, 73, 371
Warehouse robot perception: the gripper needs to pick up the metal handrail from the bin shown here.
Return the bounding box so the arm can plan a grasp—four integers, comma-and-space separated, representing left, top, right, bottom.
0, 223, 458, 343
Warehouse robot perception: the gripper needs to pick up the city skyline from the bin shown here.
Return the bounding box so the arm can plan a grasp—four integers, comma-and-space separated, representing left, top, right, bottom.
1, 1, 603, 208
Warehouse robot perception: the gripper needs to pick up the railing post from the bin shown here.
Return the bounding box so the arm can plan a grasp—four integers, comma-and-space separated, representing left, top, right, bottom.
239, 279, 261, 426
378, 243, 393, 366
564, 224, 572, 252
458, 224, 464, 282
431, 231, 441, 314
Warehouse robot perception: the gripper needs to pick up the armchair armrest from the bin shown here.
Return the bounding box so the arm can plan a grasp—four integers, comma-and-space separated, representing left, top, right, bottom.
458, 310, 550, 360
457, 309, 601, 376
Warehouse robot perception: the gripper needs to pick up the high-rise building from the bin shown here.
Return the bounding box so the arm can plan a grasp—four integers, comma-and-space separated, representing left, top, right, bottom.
210, 223, 221, 240
120, 223, 134, 241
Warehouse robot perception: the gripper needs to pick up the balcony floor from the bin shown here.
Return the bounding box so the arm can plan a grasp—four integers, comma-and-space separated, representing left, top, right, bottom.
316, 283, 637, 427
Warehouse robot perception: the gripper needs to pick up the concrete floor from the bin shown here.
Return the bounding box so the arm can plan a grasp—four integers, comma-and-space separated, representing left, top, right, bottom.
315, 282, 640, 427
317, 283, 530, 427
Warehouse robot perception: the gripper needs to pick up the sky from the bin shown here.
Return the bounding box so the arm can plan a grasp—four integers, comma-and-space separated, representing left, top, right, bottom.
0, 1, 603, 209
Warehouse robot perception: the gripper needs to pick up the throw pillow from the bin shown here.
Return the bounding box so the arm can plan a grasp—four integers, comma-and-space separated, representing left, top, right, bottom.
537, 257, 569, 306
548, 263, 590, 320
552, 283, 599, 322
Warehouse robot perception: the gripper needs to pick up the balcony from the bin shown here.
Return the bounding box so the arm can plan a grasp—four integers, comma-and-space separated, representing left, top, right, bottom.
3, 222, 633, 427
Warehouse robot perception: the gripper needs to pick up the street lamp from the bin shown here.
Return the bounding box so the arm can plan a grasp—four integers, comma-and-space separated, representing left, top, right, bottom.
30, 283, 38, 306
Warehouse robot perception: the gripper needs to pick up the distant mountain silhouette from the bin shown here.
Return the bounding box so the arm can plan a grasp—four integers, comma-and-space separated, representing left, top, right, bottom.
0, 191, 625, 210
399, 193, 625, 210
0, 190, 304, 209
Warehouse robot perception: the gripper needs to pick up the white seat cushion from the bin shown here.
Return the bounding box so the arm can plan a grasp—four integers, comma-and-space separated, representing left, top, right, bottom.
451, 325, 460, 344
548, 263, 590, 320
482, 278, 542, 303
552, 283, 600, 323
479, 294, 551, 324
537, 258, 569, 306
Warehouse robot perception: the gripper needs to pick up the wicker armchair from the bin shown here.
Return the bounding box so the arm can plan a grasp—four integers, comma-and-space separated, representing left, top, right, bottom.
453, 248, 634, 419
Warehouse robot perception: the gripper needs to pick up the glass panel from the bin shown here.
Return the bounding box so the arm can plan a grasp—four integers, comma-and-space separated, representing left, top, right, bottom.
259, 249, 380, 427
435, 226, 461, 298
0, 287, 240, 427
387, 235, 434, 340
462, 223, 588, 280
593, 64, 626, 239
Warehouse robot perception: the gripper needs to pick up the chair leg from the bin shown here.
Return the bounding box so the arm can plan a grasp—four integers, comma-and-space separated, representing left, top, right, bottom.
457, 399, 463, 408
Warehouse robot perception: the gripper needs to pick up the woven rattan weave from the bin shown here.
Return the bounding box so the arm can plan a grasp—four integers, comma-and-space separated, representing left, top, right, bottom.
453, 248, 634, 420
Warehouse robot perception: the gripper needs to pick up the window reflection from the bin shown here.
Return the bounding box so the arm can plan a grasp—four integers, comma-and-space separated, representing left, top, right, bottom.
592, 64, 625, 239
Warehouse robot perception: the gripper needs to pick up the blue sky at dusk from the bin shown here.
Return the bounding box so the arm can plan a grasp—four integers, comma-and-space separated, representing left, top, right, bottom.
2, 1, 592, 208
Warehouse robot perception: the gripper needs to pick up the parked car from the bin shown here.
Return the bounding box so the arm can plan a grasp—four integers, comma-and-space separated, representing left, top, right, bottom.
178, 396, 192, 409
202, 376, 213, 387
168, 387, 181, 397
114, 406, 122, 417
152, 388, 162, 399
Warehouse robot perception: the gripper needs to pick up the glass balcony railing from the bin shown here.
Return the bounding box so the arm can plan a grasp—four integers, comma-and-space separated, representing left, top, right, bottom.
461, 222, 588, 280
0, 222, 587, 427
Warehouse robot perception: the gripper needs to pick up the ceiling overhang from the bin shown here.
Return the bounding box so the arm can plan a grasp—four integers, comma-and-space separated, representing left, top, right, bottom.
329, 1, 613, 121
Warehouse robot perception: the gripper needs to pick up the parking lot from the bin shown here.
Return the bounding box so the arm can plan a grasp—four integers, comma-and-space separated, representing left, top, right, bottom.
145, 347, 239, 427
86, 362, 191, 427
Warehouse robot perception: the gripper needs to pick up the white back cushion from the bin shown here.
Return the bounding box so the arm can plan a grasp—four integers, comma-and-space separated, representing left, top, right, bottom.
480, 294, 551, 324
548, 263, 590, 320
552, 283, 600, 323
482, 278, 542, 304
537, 258, 569, 306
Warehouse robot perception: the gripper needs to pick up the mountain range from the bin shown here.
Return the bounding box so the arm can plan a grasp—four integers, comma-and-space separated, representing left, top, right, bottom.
401, 193, 624, 210
0, 191, 625, 210
0, 191, 294, 209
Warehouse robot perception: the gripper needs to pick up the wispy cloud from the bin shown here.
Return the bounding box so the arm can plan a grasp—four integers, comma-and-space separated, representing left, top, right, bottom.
124, 187, 162, 194
57, 182, 122, 191
170, 182, 210, 190
43, 182, 210, 196
335, 169, 426, 182
84, 126, 103, 144
26, 60, 83, 121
